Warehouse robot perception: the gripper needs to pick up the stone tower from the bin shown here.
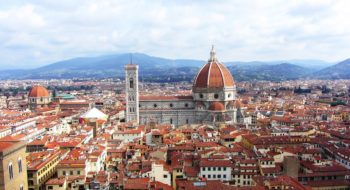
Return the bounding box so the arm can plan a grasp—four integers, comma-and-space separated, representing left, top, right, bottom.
125, 64, 139, 124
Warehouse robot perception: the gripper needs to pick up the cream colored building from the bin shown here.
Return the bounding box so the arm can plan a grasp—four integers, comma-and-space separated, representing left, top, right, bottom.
0, 140, 27, 190
45, 178, 67, 190
142, 163, 171, 186
27, 150, 64, 190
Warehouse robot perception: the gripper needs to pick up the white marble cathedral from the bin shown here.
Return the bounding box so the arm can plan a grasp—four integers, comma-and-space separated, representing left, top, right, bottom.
125, 47, 239, 126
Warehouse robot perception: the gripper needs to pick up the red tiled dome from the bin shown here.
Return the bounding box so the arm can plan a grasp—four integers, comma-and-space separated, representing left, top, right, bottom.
234, 100, 242, 108
209, 102, 225, 111
194, 47, 234, 89
28, 85, 50, 97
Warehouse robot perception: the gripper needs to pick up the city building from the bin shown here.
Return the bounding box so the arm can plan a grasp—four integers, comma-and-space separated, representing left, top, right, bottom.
125, 46, 239, 126
28, 85, 52, 110
27, 149, 64, 190
0, 140, 27, 190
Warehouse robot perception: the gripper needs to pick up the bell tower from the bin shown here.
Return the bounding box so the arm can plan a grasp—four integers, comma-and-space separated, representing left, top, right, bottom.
125, 64, 139, 124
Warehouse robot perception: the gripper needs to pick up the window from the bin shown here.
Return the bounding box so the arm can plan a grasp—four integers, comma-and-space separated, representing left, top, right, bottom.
185, 103, 188, 107
186, 119, 189, 124
228, 93, 231, 98
208, 167, 211, 171
77, 170, 81, 175
223, 167, 227, 171
70, 171, 73, 175
208, 175, 211, 178
170, 118, 173, 124
48, 186, 53, 190
202, 175, 206, 178
9, 163, 14, 180
129, 78, 134, 88
218, 167, 221, 171
202, 167, 206, 171
218, 175, 221, 178
213, 167, 216, 171
199, 94, 203, 98
63, 171, 66, 175
214, 94, 219, 99
213, 174, 216, 178
163, 175, 168, 178
153, 104, 157, 108
18, 158, 22, 173
169, 103, 173, 108
20, 184, 24, 190
223, 174, 226, 178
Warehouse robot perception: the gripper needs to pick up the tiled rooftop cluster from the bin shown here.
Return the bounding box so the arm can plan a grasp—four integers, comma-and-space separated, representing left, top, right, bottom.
0, 78, 349, 189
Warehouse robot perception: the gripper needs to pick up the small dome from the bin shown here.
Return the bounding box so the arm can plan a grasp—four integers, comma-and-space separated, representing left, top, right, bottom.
193, 46, 235, 89
234, 100, 242, 108
209, 102, 225, 111
29, 85, 50, 97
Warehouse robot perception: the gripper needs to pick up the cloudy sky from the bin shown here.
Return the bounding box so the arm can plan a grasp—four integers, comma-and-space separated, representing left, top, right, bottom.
0, 0, 349, 69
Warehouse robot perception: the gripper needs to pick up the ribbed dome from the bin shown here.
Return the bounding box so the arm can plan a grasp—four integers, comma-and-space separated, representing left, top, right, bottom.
29, 85, 50, 97
209, 102, 225, 111
194, 46, 235, 89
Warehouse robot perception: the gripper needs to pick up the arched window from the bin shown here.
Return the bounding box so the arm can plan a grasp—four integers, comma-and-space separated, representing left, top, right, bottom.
9, 162, 13, 180
214, 94, 219, 99
18, 158, 22, 173
20, 184, 24, 190
129, 78, 134, 88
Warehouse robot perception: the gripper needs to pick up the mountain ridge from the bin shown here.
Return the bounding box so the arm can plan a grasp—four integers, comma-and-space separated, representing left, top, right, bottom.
0, 52, 347, 81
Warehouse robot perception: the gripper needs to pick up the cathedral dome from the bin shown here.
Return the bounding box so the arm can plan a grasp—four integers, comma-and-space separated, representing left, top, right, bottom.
193, 46, 235, 89
209, 102, 225, 111
28, 85, 50, 97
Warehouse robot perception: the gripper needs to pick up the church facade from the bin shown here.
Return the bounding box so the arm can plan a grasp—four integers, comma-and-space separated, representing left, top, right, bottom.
125, 47, 239, 126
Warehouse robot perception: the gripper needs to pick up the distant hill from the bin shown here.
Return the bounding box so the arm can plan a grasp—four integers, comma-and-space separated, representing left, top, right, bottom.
313, 59, 350, 79
0, 52, 346, 82
0, 53, 204, 80
228, 63, 313, 81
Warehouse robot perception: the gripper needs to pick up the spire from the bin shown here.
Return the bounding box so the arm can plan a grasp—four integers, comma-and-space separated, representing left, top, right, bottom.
209, 45, 217, 62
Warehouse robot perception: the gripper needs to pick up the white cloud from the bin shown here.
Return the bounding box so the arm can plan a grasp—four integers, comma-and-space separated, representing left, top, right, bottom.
0, 0, 349, 69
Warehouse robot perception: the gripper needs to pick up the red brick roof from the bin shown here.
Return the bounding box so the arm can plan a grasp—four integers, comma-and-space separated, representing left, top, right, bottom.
209, 102, 225, 111
200, 159, 233, 167
194, 61, 234, 89
29, 85, 50, 97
